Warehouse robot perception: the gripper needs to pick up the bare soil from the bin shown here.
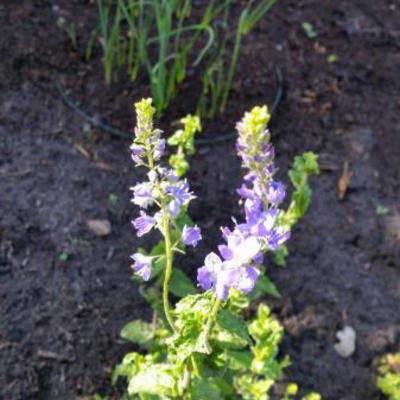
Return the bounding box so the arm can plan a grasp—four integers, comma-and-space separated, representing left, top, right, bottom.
1, 1, 399, 399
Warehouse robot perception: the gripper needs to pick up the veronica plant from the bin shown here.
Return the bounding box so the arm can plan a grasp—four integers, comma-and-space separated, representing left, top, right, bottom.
115, 99, 320, 399
131, 112, 201, 316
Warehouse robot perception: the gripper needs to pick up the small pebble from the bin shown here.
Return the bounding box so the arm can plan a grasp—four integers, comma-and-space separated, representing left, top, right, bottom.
334, 326, 356, 358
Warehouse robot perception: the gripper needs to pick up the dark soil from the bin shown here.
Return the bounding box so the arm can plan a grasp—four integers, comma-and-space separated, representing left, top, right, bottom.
1, 1, 399, 399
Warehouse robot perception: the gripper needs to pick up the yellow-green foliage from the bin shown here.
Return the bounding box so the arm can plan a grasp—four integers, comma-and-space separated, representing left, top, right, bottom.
241, 105, 271, 139
168, 115, 201, 176
377, 353, 400, 400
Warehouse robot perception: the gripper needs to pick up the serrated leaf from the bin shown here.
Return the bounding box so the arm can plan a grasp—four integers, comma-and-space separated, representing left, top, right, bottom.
127, 364, 176, 396
226, 349, 253, 369
190, 377, 223, 400
273, 245, 288, 267
169, 268, 196, 297
216, 309, 250, 346
112, 352, 144, 385
289, 169, 304, 188
175, 211, 193, 230
302, 152, 319, 174
292, 185, 312, 218
168, 129, 184, 146
254, 275, 281, 298
120, 320, 154, 345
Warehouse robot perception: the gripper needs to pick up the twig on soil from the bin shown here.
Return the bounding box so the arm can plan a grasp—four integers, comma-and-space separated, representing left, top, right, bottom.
37, 349, 75, 363
0, 341, 20, 350
0, 167, 31, 177
55, 67, 284, 146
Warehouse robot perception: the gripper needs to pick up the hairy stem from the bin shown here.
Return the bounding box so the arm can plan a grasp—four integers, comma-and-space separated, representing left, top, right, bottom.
203, 296, 222, 353
161, 203, 177, 333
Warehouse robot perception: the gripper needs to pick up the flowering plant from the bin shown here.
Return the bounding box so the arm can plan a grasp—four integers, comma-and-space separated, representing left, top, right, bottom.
114, 99, 320, 399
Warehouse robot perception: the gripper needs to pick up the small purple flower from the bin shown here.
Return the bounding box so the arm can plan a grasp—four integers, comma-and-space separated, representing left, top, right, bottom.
131, 182, 154, 208
233, 266, 260, 294
154, 139, 166, 160
197, 243, 261, 300
132, 211, 155, 237
266, 180, 286, 206
130, 253, 152, 281
130, 144, 144, 164
256, 208, 279, 237
266, 228, 291, 251
167, 179, 195, 206
197, 252, 230, 300
147, 170, 157, 182
182, 225, 202, 247
239, 202, 279, 239
197, 252, 222, 291
159, 168, 179, 182
237, 184, 255, 199
167, 200, 181, 218
244, 198, 263, 226
222, 234, 261, 268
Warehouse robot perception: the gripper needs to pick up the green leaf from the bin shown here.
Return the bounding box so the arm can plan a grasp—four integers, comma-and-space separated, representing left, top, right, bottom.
302, 21, 318, 39
327, 54, 338, 63
169, 268, 197, 297
127, 363, 177, 396
226, 349, 253, 369
376, 205, 390, 216
190, 377, 223, 400
254, 275, 281, 298
216, 309, 250, 347
302, 393, 323, 400
273, 245, 288, 267
175, 211, 193, 230
288, 169, 304, 188
293, 152, 319, 175
168, 129, 184, 146
112, 352, 144, 385
292, 185, 312, 219
169, 152, 189, 177
227, 288, 250, 313
58, 251, 69, 262
168, 293, 213, 360
120, 320, 154, 345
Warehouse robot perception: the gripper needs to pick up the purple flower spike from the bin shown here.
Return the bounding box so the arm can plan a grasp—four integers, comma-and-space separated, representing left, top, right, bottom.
266, 180, 286, 206
131, 253, 152, 281
182, 225, 202, 247
133, 211, 155, 237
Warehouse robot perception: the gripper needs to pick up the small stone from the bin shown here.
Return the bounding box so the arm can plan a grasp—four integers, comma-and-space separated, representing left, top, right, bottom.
86, 219, 111, 237
334, 326, 356, 358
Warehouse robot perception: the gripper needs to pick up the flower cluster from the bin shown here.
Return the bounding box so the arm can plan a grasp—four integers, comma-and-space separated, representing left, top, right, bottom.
197, 106, 290, 300
129, 99, 201, 281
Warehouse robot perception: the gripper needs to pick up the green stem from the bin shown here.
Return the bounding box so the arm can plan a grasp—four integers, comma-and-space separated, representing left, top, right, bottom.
203, 296, 222, 353
220, 20, 243, 112
161, 203, 177, 333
